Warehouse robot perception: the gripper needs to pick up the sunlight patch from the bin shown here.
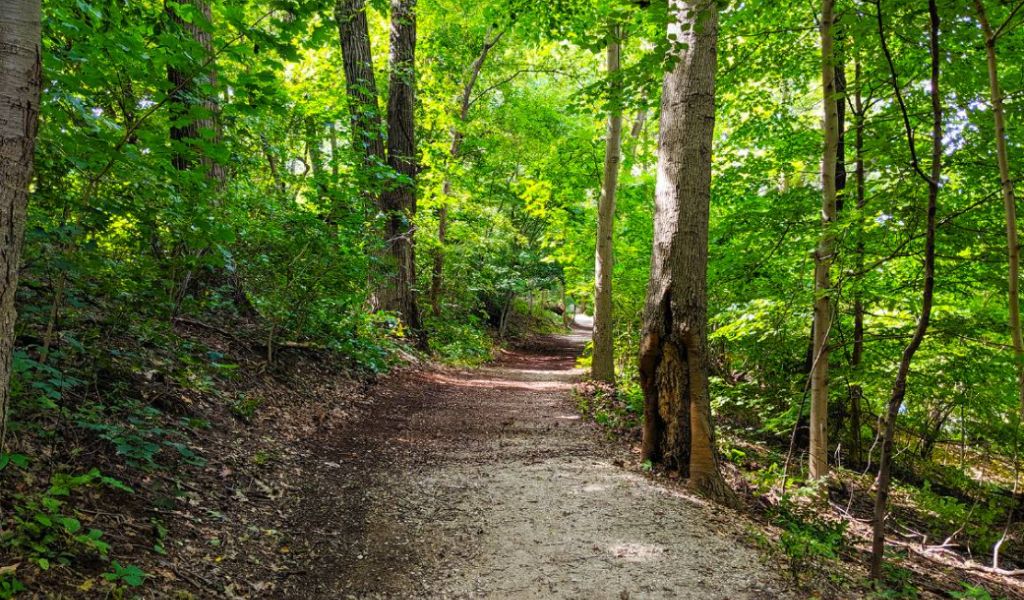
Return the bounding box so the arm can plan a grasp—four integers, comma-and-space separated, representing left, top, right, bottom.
607, 542, 665, 562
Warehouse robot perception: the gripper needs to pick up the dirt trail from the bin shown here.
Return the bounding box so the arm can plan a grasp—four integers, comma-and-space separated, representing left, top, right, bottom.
277, 326, 792, 599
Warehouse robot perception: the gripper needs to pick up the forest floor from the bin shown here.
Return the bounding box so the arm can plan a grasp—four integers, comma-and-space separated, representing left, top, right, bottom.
264, 324, 793, 599
20, 319, 1022, 598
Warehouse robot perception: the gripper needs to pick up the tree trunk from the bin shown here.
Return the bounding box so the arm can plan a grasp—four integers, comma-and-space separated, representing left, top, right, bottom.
335, 0, 386, 171
336, 0, 423, 343
0, 0, 42, 450
638, 0, 735, 506
430, 202, 447, 317
809, 0, 839, 480
165, 0, 224, 183
870, 0, 942, 580
974, 0, 1024, 446
430, 27, 503, 317
829, 40, 848, 442
592, 23, 623, 383
335, 0, 392, 312
626, 109, 648, 165
380, 0, 424, 346
849, 59, 866, 466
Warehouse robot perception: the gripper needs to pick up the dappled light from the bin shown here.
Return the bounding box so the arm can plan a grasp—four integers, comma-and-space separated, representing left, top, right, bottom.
607, 542, 666, 563
1, 0, 1023, 597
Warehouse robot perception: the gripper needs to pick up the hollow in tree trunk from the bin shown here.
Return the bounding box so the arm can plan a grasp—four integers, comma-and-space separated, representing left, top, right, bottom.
638, 0, 735, 506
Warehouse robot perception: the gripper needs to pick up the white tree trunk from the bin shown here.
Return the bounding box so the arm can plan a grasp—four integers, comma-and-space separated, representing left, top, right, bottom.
592, 24, 622, 383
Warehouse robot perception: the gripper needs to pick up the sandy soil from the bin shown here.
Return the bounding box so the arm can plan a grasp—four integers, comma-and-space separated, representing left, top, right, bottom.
275, 327, 793, 599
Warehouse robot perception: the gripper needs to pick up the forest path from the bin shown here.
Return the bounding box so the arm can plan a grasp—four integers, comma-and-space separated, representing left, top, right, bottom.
277, 324, 792, 599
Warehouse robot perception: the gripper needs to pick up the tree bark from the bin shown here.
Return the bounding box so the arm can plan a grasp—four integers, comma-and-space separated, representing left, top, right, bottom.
809, 0, 839, 480
429, 26, 503, 317
850, 59, 866, 466
870, 0, 942, 580
335, 0, 386, 170
165, 0, 224, 183
829, 38, 848, 442
638, 0, 735, 506
380, 0, 424, 345
592, 23, 623, 383
335, 0, 423, 342
974, 0, 1024, 447
305, 116, 329, 201
335, 0, 392, 311
0, 0, 42, 450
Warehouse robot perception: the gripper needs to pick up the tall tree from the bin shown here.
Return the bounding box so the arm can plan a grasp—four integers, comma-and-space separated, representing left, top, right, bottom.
592, 23, 623, 383
335, 0, 386, 171
849, 58, 867, 466
380, 0, 424, 344
335, 0, 423, 341
165, 0, 225, 182
638, 0, 734, 505
0, 0, 42, 449
870, 0, 942, 579
809, 0, 839, 480
974, 0, 1024, 449
429, 26, 504, 316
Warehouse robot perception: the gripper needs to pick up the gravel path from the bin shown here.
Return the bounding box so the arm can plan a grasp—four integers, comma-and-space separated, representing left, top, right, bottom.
278, 327, 793, 599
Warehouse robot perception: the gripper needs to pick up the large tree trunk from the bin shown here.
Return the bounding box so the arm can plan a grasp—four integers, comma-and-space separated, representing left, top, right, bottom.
380, 0, 424, 345
429, 27, 502, 317
165, 0, 224, 183
336, 0, 422, 340
335, 0, 386, 170
592, 24, 623, 383
974, 0, 1024, 448
870, 0, 942, 580
0, 0, 42, 449
809, 0, 839, 480
638, 0, 734, 506
335, 0, 391, 311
